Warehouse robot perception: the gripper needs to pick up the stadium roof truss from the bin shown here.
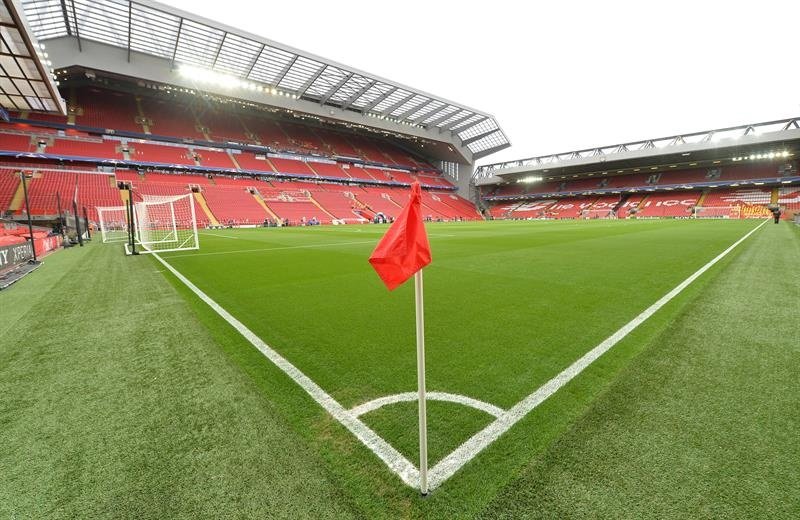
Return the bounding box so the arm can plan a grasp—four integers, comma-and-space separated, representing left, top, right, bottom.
473, 117, 800, 182
20, 0, 510, 159
0, 0, 65, 113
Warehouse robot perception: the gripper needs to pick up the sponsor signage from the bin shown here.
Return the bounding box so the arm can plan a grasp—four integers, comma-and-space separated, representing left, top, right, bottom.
0, 242, 33, 273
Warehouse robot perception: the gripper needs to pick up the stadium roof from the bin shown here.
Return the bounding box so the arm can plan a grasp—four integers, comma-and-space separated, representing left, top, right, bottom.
20, 0, 510, 159
0, 0, 65, 114
473, 117, 800, 185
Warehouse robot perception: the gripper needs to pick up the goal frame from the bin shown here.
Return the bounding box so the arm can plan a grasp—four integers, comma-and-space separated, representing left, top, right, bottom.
97, 205, 130, 243
692, 205, 741, 219
581, 208, 618, 220
124, 193, 199, 255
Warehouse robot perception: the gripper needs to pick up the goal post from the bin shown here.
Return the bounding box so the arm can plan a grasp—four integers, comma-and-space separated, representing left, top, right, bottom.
692, 206, 740, 219
124, 193, 199, 254
581, 208, 618, 219
97, 205, 130, 243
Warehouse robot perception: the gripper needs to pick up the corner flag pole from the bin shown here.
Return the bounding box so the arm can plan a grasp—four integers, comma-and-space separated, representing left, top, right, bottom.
415, 269, 429, 495
366, 181, 432, 496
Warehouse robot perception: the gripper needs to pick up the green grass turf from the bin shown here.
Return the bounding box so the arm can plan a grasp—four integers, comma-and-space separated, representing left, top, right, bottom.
157, 219, 768, 516
478, 221, 800, 519
0, 243, 358, 518
2, 219, 796, 518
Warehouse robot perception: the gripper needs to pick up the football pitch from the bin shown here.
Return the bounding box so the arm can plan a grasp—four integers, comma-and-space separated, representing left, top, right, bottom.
2, 219, 798, 518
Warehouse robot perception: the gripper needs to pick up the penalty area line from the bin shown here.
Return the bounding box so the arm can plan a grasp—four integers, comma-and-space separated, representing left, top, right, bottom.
427, 218, 770, 490
150, 252, 420, 488
199, 232, 239, 239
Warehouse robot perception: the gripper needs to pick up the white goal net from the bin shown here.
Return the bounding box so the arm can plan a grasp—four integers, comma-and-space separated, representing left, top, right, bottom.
126, 193, 199, 254
692, 206, 740, 219
97, 205, 130, 243
581, 208, 617, 219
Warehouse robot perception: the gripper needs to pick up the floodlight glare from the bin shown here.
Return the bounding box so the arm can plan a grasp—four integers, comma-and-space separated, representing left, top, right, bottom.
520, 175, 543, 183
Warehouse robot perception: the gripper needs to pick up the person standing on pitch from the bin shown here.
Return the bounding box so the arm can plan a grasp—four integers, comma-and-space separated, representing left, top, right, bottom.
772, 207, 782, 224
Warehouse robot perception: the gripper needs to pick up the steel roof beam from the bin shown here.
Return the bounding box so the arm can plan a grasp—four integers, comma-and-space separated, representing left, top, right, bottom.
473, 143, 511, 161
339, 79, 375, 110
69, 0, 81, 52
210, 31, 228, 69
462, 128, 499, 146
243, 43, 265, 79
126, 1, 132, 62
318, 72, 353, 105
296, 64, 327, 96
272, 54, 297, 86
396, 98, 433, 122
169, 17, 183, 68
445, 114, 485, 132
59, 0, 71, 36
379, 92, 416, 116
361, 85, 398, 112
423, 107, 458, 127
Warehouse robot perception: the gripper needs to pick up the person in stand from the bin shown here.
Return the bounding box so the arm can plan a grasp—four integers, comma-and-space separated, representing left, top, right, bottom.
772, 206, 782, 224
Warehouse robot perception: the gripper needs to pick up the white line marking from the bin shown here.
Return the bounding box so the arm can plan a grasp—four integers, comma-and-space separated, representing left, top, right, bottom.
165, 240, 377, 258
351, 392, 505, 418
199, 232, 239, 239
426, 218, 770, 489
151, 252, 420, 488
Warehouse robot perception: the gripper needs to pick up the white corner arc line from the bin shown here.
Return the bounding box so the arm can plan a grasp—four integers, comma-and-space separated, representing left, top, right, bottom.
150, 253, 420, 488
351, 392, 505, 418
426, 218, 769, 490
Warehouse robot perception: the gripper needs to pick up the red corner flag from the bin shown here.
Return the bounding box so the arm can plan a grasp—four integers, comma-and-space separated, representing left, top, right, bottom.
368, 182, 431, 290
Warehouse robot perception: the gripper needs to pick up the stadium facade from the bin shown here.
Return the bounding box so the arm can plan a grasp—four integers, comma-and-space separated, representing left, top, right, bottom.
475, 118, 799, 220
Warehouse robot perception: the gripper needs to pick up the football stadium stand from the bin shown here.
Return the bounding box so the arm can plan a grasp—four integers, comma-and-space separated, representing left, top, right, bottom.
3, 0, 798, 232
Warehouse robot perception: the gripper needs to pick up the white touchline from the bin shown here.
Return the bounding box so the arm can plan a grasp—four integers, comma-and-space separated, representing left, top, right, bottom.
426, 218, 770, 489
151, 218, 768, 493
151, 252, 420, 488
